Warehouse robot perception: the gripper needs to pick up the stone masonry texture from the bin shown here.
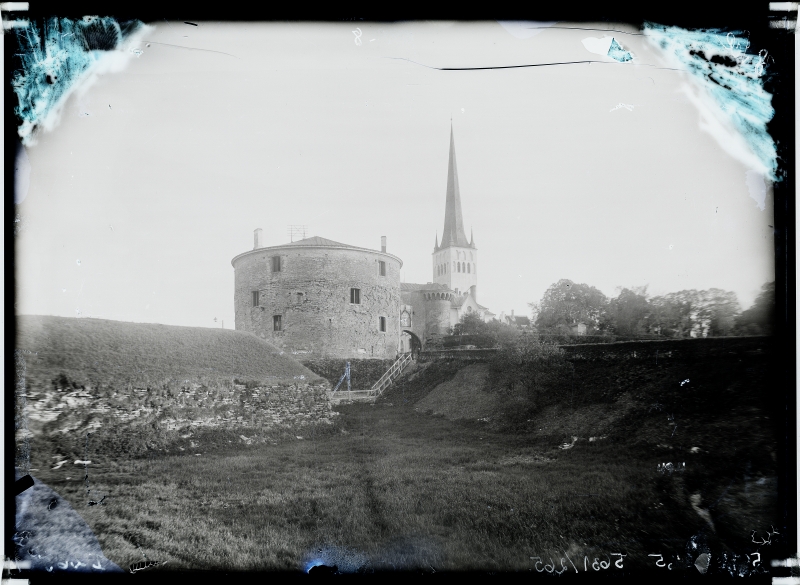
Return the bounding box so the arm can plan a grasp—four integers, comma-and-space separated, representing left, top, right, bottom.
233, 245, 402, 359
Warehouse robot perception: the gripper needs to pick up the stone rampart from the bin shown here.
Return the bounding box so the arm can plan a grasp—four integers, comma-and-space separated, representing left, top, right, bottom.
418, 336, 773, 363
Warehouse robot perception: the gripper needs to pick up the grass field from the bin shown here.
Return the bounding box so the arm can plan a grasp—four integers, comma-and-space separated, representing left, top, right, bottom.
29, 402, 684, 573
24, 353, 781, 575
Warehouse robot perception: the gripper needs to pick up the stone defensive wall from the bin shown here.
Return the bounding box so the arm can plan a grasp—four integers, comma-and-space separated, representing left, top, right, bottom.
232, 240, 402, 359
418, 336, 773, 363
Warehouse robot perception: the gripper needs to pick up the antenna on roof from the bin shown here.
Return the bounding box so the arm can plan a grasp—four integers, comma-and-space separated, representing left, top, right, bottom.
287, 225, 307, 242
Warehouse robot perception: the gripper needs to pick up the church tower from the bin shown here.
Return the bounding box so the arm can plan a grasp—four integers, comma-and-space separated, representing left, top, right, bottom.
432, 123, 478, 301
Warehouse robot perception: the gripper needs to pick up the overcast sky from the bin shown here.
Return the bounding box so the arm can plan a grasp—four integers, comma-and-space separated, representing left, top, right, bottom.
14, 21, 775, 328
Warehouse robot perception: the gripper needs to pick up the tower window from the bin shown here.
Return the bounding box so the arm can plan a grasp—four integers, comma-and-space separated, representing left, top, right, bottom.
273, 315, 282, 331
350, 288, 361, 304
378, 261, 386, 276
271, 256, 281, 272
458, 262, 461, 273
379, 316, 386, 332
467, 263, 471, 273
252, 291, 259, 307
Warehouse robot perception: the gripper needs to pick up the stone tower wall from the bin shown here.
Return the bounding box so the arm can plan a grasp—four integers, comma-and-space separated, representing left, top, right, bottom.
425, 297, 454, 338
233, 246, 401, 359
399, 291, 455, 342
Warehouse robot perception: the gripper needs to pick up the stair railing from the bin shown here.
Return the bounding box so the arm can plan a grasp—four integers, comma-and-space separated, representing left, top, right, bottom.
369, 353, 412, 397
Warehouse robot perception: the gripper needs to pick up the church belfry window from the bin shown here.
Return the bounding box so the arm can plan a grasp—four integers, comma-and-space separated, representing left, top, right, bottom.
350, 288, 361, 304
467, 263, 471, 273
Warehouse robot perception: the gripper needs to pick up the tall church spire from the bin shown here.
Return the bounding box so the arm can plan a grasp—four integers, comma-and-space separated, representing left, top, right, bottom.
440, 122, 470, 248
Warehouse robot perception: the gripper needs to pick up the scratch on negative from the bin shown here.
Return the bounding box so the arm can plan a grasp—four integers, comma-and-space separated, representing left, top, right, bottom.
143, 40, 240, 59
386, 56, 679, 72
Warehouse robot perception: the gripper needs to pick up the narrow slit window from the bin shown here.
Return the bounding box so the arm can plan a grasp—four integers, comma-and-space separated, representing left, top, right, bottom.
271, 256, 281, 272
379, 316, 386, 332
273, 315, 282, 331
467, 263, 471, 273
378, 261, 386, 276
252, 291, 259, 307
350, 288, 361, 304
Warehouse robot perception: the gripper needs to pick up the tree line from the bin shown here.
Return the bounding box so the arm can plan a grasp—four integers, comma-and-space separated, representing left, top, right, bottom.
530, 279, 775, 338
452, 279, 774, 341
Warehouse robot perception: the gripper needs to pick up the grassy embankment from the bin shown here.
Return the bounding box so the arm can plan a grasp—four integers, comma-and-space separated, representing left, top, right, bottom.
16, 315, 320, 389
15, 315, 331, 461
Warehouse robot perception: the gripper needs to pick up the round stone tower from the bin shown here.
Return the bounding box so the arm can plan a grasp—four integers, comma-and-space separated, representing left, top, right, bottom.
232, 234, 402, 359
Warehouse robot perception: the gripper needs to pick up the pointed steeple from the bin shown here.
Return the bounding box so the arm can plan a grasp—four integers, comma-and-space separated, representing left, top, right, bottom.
440, 122, 470, 249
470, 227, 475, 248
434, 231, 439, 251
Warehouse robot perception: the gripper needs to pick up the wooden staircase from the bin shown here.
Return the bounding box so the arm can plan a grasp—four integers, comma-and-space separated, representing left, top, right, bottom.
369, 353, 413, 397
327, 353, 414, 405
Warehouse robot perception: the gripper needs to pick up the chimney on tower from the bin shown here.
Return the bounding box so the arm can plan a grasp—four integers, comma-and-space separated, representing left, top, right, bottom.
254, 228, 263, 249
381, 236, 386, 252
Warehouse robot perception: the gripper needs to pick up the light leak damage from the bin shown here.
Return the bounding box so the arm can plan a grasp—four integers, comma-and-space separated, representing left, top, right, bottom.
11, 16, 147, 146
642, 23, 777, 183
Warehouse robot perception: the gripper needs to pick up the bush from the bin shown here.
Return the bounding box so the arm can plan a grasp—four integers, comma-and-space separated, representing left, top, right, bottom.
488, 336, 572, 408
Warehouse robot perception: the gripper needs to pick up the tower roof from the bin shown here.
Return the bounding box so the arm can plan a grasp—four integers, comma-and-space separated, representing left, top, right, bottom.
440, 123, 471, 249
283, 236, 352, 247
231, 235, 403, 267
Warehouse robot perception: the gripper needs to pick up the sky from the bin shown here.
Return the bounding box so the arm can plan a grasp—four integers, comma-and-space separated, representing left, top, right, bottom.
14, 20, 776, 329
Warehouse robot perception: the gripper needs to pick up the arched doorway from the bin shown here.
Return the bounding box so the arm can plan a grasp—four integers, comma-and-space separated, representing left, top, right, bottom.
402, 330, 423, 359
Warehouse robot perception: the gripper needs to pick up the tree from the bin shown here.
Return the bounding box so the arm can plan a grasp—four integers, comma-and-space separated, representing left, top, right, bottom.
698, 288, 740, 336
648, 291, 696, 337
452, 311, 489, 336
648, 288, 740, 337
604, 286, 651, 336
531, 279, 608, 333
735, 281, 775, 335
